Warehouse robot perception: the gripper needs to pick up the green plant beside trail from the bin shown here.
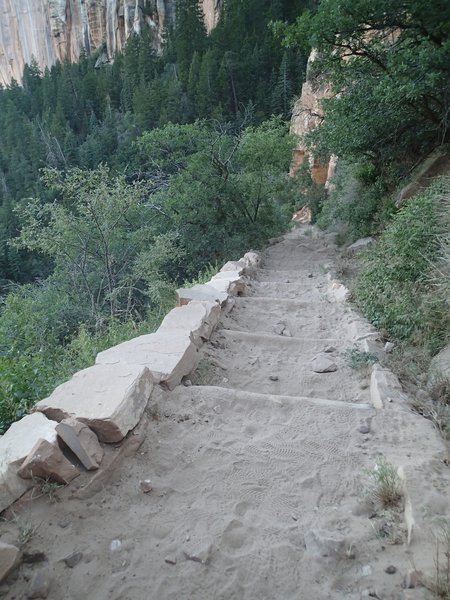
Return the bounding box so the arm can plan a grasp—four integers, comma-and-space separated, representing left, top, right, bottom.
353, 180, 450, 356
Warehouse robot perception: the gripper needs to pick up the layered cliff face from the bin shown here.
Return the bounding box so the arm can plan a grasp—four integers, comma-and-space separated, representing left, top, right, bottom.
290, 50, 334, 186
0, 0, 220, 86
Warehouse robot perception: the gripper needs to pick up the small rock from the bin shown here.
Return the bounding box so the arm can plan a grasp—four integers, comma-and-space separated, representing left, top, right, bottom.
403, 569, 419, 589
139, 480, 152, 494
282, 328, 292, 338
164, 556, 177, 565
110, 539, 122, 553
222, 377, 229, 383
63, 552, 83, 568
384, 342, 395, 353
183, 379, 192, 387
23, 552, 47, 564
385, 565, 397, 574
0, 542, 20, 584
311, 355, 338, 373
359, 425, 370, 434
269, 375, 279, 382
58, 518, 70, 529
273, 322, 286, 336
323, 345, 336, 353
26, 568, 51, 599
248, 357, 258, 365
308, 273, 313, 278
183, 543, 212, 565
362, 565, 372, 577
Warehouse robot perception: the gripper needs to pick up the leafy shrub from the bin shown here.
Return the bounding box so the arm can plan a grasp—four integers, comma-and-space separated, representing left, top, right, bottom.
353, 179, 450, 354
317, 162, 395, 242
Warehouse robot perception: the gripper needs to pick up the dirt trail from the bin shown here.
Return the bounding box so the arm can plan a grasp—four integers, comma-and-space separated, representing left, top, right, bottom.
3, 227, 449, 600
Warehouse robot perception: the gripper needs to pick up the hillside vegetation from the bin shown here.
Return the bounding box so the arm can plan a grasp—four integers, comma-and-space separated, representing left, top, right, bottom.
279, 0, 450, 387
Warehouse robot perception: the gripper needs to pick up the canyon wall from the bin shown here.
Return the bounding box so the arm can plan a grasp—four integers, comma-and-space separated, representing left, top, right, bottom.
290, 50, 333, 186
0, 0, 220, 86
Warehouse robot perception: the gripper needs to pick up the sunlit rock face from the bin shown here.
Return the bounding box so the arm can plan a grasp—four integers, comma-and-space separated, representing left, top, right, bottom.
0, 0, 220, 86
290, 50, 333, 185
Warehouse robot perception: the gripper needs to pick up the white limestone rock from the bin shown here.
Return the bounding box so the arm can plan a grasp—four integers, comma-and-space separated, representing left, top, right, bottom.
35, 364, 153, 443
158, 301, 220, 348
0, 413, 58, 512
347, 237, 374, 253
242, 251, 262, 269
96, 332, 198, 391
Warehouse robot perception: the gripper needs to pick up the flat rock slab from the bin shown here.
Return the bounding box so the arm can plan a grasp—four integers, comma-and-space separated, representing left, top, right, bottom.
176, 283, 228, 307
56, 418, 103, 470
0, 541, 20, 584
35, 364, 152, 443
370, 363, 406, 409
0, 413, 58, 512
96, 332, 198, 391
220, 260, 247, 275
18, 438, 80, 484
157, 301, 220, 348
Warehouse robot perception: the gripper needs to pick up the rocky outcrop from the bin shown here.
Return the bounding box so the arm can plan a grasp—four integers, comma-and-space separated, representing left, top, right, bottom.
0, 0, 221, 86
290, 50, 333, 185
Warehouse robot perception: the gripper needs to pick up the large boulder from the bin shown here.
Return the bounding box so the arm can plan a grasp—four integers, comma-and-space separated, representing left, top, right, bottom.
0, 413, 58, 512
157, 301, 220, 348
35, 364, 153, 443
96, 332, 198, 391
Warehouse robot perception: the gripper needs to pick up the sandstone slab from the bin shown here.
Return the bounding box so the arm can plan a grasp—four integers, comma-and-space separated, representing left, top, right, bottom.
220, 260, 247, 275
0, 541, 20, 584
176, 283, 228, 307
56, 418, 103, 470
18, 438, 79, 484
0, 413, 58, 512
35, 364, 153, 443
370, 364, 406, 409
209, 271, 246, 296
96, 332, 198, 391
158, 301, 220, 348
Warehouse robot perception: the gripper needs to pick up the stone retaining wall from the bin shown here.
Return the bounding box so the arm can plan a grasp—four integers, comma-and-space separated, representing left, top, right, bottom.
0, 251, 260, 513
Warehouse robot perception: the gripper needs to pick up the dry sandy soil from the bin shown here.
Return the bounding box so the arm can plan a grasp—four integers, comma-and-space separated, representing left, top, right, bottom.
2, 227, 450, 600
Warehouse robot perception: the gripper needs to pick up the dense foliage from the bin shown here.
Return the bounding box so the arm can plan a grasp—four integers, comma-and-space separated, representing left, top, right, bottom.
0, 0, 309, 286
353, 181, 450, 354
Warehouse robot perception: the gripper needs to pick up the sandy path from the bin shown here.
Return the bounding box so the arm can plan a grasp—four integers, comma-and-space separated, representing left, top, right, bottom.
3, 227, 449, 600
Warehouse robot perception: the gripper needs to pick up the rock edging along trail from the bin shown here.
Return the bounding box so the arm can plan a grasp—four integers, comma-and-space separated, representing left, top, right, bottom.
0, 250, 255, 514
2, 226, 450, 600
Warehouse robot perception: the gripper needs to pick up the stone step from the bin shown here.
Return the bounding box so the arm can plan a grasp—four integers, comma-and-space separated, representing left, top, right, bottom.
220, 297, 349, 339
169, 384, 374, 412
196, 330, 370, 403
